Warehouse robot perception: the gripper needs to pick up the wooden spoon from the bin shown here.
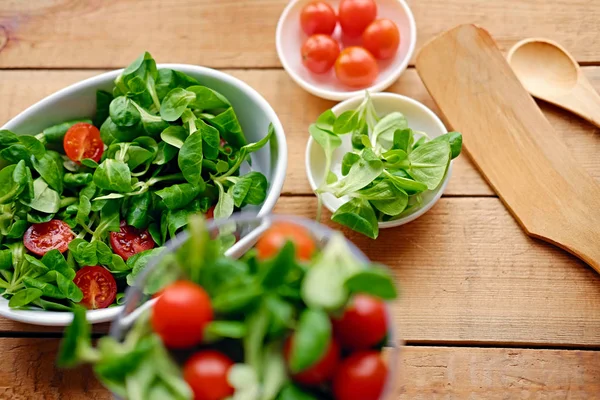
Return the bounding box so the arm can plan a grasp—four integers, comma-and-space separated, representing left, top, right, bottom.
507, 38, 600, 127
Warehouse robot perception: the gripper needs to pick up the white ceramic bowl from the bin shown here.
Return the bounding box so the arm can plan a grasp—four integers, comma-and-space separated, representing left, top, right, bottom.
0, 64, 288, 326
276, 0, 416, 101
306, 92, 452, 229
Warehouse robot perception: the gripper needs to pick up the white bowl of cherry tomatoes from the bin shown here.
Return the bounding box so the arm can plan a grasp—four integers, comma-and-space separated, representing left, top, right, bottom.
276, 0, 416, 101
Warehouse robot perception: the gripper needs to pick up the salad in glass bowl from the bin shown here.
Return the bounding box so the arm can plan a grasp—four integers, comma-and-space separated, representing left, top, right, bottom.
58, 214, 400, 400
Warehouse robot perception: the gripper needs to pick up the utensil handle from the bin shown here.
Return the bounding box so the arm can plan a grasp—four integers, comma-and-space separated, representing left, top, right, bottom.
563, 81, 600, 129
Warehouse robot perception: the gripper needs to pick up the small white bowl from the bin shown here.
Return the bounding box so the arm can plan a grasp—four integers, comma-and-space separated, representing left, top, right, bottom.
276, 0, 417, 101
306, 92, 453, 230
0, 65, 288, 326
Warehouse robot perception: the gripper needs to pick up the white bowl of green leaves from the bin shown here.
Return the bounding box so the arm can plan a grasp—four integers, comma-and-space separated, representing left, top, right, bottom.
305, 92, 461, 239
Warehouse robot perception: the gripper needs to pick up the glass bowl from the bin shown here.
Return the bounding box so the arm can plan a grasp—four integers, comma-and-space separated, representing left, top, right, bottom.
110, 213, 400, 399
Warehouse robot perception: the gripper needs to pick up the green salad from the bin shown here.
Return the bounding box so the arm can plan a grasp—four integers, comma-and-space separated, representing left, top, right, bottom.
0, 52, 272, 311
310, 92, 462, 239
58, 216, 398, 400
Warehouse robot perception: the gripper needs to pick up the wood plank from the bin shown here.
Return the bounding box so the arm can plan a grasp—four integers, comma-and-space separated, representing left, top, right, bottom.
1, 0, 600, 68
0, 197, 598, 347
0, 338, 597, 399
1, 68, 599, 197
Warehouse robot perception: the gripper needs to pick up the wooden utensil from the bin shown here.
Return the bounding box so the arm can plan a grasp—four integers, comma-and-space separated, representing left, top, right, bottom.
415, 24, 600, 272
507, 38, 600, 128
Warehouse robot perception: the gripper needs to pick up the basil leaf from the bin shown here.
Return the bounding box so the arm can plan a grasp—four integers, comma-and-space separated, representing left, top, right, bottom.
333, 110, 359, 134
392, 128, 414, 153
356, 179, 398, 200
341, 152, 360, 176
0, 162, 27, 204
31, 151, 64, 194
126, 192, 151, 229
8, 288, 43, 308
64, 173, 93, 188
125, 247, 165, 286
94, 159, 133, 193
289, 308, 331, 373
430, 131, 463, 159
25, 178, 60, 214
23, 276, 65, 299
56, 272, 84, 302
241, 123, 274, 154
371, 191, 408, 216
327, 149, 383, 197
407, 139, 451, 190
153, 142, 178, 165
68, 239, 98, 267
259, 241, 296, 289
231, 177, 251, 208
160, 88, 196, 122
204, 321, 247, 340
309, 124, 341, 184
198, 119, 220, 160
214, 183, 234, 220
372, 112, 408, 150
209, 107, 247, 148
41, 249, 75, 280
0, 130, 20, 147
109, 96, 141, 127
345, 268, 398, 299
178, 131, 204, 185
315, 109, 336, 132
331, 198, 379, 239
6, 220, 28, 239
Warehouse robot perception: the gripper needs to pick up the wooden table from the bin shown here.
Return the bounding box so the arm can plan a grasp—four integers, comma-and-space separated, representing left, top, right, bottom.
1, 0, 599, 398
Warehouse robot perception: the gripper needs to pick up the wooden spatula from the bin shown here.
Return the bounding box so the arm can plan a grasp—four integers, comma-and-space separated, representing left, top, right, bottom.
415, 24, 600, 272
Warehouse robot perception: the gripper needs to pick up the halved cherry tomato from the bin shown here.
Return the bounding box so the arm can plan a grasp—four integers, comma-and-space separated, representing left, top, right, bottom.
23, 219, 74, 256
362, 19, 400, 60
335, 46, 378, 87
74, 266, 117, 309
300, 1, 337, 36
301, 34, 340, 74
152, 280, 213, 349
284, 336, 340, 386
333, 351, 388, 400
184, 350, 235, 400
338, 0, 377, 37
332, 294, 387, 350
256, 222, 316, 261
63, 122, 104, 163
109, 221, 155, 261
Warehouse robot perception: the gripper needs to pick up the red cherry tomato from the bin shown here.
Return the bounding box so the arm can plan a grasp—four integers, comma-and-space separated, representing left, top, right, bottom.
74, 266, 117, 309
300, 1, 337, 36
63, 122, 104, 163
362, 19, 401, 60
256, 222, 316, 261
333, 351, 388, 400
284, 336, 340, 386
335, 46, 378, 87
23, 219, 74, 256
152, 280, 213, 349
301, 34, 340, 74
338, 0, 377, 37
333, 295, 387, 350
184, 350, 235, 400
109, 221, 155, 261
206, 206, 215, 220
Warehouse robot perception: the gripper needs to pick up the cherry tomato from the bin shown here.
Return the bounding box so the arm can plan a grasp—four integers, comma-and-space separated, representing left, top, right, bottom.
23, 219, 74, 256
301, 34, 340, 74
63, 122, 104, 163
300, 1, 337, 36
335, 46, 378, 87
362, 19, 400, 60
206, 206, 215, 220
74, 266, 117, 309
255, 222, 316, 261
333, 351, 388, 400
184, 350, 235, 400
152, 280, 213, 349
338, 0, 377, 37
332, 294, 387, 350
284, 336, 340, 386
109, 220, 155, 261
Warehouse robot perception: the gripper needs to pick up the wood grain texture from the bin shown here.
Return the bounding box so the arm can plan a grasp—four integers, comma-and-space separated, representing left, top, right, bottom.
0, 197, 598, 346
1, 68, 599, 198
416, 25, 600, 271
0, 338, 597, 399
1, 0, 600, 67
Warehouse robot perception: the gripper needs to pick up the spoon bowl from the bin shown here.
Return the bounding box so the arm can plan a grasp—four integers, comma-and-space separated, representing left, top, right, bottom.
507, 38, 600, 127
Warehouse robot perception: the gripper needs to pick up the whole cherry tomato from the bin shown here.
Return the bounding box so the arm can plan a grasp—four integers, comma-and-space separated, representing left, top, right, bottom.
300, 1, 337, 36
333, 351, 388, 400
23, 219, 74, 256
183, 350, 235, 400
301, 34, 341, 74
152, 281, 213, 349
284, 336, 340, 386
109, 221, 155, 261
256, 222, 316, 261
335, 46, 378, 87
63, 122, 104, 163
74, 266, 117, 309
332, 294, 387, 350
338, 0, 377, 37
362, 19, 401, 60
